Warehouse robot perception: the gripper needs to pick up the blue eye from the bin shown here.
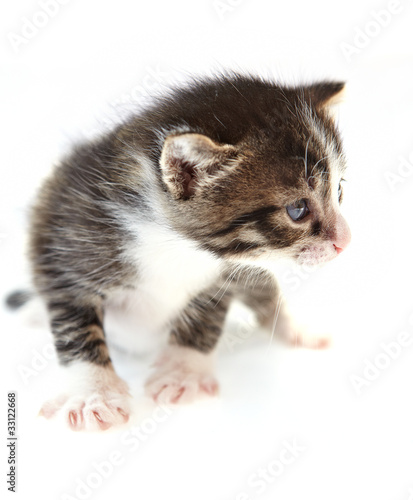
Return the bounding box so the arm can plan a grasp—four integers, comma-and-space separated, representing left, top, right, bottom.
338, 182, 343, 201
286, 199, 309, 221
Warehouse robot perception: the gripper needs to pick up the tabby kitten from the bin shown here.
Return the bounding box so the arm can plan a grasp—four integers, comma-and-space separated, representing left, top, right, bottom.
27, 74, 350, 431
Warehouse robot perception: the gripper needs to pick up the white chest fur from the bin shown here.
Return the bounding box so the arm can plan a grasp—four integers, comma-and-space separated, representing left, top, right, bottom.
104, 222, 221, 353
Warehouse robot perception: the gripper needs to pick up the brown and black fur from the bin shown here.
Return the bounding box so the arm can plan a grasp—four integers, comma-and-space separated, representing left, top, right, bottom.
28, 73, 346, 372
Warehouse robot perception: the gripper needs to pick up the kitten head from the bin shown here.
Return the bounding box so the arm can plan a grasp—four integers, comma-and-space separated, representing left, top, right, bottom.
158, 76, 350, 267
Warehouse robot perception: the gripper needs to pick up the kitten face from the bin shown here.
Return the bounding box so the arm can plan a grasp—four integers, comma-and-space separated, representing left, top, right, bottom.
160, 82, 351, 268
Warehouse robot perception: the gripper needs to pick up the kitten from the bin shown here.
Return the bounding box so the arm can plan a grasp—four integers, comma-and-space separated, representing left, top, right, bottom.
24, 74, 350, 431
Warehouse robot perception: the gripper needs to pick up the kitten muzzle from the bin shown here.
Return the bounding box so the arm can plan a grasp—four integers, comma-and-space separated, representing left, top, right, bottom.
330, 213, 351, 255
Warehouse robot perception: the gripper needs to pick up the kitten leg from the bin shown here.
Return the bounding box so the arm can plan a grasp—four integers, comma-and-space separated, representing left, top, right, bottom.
227, 268, 285, 336
233, 270, 330, 349
40, 298, 131, 431
260, 297, 331, 349
145, 285, 231, 404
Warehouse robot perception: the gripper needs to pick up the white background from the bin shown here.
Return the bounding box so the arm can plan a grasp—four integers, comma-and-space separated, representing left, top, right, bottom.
1, 0, 413, 499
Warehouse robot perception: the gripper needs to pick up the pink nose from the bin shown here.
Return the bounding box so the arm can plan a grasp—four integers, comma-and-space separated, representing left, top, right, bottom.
332, 214, 351, 254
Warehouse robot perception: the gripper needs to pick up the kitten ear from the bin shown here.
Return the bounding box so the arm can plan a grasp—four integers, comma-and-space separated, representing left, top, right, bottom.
307, 81, 346, 109
160, 133, 238, 199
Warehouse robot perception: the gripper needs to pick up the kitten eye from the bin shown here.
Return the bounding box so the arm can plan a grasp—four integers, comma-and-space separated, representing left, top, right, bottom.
286, 199, 309, 221
338, 180, 344, 202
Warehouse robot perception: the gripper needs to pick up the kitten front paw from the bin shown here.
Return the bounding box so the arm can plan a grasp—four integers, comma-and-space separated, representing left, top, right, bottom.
39, 363, 132, 431
144, 345, 218, 404
262, 305, 331, 349
145, 369, 218, 404
285, 327, 331, 349
40, 390, 131, 431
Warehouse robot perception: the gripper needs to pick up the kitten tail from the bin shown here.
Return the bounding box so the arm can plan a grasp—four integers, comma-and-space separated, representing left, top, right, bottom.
5, 290, 33, 310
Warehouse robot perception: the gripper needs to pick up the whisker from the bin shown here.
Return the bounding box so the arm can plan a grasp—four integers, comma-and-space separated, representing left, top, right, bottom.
207, 264, 242, 305
265, 294, 283, 356
310, 155, 329, 177
304, 138, 310, 180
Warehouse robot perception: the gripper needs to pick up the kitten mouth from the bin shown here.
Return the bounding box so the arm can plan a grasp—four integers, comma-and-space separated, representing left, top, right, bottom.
297, 246, 334, 266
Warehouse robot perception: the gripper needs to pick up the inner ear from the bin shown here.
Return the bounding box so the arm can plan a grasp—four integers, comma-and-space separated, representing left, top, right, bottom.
160, 133, 238, 199
306, 81, 346, 109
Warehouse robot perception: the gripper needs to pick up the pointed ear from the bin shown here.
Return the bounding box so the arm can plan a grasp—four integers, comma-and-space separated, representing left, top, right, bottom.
307, 81, 346, 109
160, 133, 239, 200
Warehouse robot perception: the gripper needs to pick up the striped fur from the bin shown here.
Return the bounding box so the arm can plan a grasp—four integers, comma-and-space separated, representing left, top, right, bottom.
27, 74, 350, 427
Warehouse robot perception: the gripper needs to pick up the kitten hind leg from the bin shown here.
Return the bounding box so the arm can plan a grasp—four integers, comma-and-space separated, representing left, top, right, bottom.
40, 297, 131, 431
